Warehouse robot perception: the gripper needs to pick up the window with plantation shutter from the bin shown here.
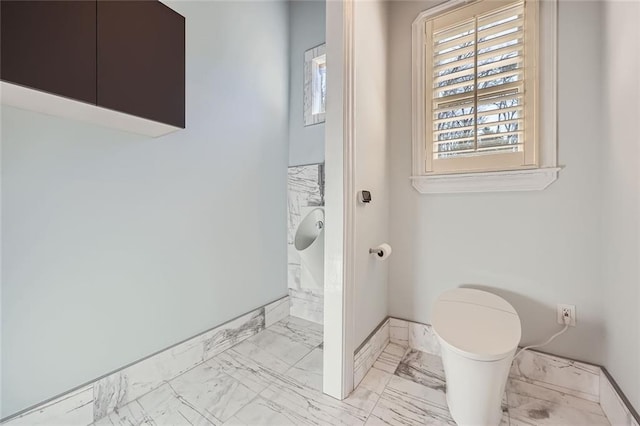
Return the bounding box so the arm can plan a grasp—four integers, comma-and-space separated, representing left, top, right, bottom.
427, 0, 536, 173
411, 0, 559, 194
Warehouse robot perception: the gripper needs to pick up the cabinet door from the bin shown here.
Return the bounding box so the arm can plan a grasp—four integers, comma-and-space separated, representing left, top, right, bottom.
0, 1, 97, 104
97, 1, 185, 128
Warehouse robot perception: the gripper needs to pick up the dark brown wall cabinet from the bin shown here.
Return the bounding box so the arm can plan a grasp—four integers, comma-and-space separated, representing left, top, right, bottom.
1, 0, 185, 129
97, 1, 185, 128
0, 1, 98, 104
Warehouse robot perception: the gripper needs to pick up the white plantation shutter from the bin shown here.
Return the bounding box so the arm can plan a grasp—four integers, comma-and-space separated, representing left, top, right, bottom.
424, 0, 538, 174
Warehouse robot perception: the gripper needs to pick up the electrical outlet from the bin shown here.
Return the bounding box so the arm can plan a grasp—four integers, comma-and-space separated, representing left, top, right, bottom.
556, 304, 576, 326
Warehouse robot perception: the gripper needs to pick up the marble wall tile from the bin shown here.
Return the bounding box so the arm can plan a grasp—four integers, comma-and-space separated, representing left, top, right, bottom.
389, 318, 409, 347
354, 341, 372, 372
354, 319, 390, 387
599, 370, 638, 426
288, 288, 323, 324
1, 385, 93, 426
287, 248, 302, 292
408, 322, 441, 356
202, 310, 266, 359
353, 352, 373, 387
287, 165, 323, 246
92, 308, 265, 421
265, 296, 290, 328
371, 322, 391, 360
287, 164, 324, 325
353, 368, 369, 391
510, 349, 601, 402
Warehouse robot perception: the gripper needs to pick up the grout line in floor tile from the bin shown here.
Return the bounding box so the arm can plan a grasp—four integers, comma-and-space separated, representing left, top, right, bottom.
361, 386, 384, 424
231, 391, 264, 423
267, 331, 323, 351
163, 380, 225, 425
280, 357, 312, 388
360, 367, 398, 425
183, 366, 266, 424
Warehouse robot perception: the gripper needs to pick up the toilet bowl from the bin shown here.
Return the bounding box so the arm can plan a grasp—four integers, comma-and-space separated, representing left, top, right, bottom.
432, 288, 521, 426
294, 207, 324, 290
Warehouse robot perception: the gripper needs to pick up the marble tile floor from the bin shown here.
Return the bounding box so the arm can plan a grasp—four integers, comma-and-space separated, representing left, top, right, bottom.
93, 318, 611, 426
378, 346, 611, 426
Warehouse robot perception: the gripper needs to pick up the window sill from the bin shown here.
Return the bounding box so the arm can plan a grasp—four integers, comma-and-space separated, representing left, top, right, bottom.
410, 167, 562, 194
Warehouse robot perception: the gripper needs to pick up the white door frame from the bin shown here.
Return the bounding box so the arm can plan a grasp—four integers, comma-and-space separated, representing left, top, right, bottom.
323, 0, 356, 400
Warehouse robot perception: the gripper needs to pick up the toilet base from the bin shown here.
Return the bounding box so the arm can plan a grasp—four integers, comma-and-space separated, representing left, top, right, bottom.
440, 342, 514, 426
447, 393, 503, 426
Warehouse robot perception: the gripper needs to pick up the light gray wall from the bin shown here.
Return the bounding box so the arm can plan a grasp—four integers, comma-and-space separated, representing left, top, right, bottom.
0, 1, 289, 417
602, 0, 640, 408
288, 0, 326, 167
353, 0, 390, 346
387, 0, 607, 364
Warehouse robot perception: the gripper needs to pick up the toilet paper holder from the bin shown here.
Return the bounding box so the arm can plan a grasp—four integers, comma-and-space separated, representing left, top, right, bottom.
369, 248, 385, 257
369, 243, 392, 260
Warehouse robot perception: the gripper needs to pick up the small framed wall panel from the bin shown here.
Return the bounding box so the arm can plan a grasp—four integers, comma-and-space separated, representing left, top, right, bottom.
304, 43, 327, 126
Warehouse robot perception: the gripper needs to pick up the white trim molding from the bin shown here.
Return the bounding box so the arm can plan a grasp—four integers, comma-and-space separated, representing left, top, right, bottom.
303, 43, 327, 126
411, 0, 560, 194
341, 0, 357, 400
410, 167, 562, 194
323, 0, 356, 400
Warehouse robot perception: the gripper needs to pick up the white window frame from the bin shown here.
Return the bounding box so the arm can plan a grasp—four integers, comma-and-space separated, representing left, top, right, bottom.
304, 43, 327, 126
411, 0, 560, 194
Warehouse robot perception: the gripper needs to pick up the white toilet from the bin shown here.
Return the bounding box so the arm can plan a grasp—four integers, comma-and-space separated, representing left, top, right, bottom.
432, 288, 521, 426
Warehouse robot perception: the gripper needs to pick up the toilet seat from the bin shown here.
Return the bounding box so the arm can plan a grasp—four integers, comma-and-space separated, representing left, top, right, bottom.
432, 288, 521, 362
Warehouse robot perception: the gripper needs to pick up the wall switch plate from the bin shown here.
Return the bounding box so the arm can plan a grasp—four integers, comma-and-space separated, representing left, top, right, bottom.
358, 190, 372, 204
557, 304, 576, 326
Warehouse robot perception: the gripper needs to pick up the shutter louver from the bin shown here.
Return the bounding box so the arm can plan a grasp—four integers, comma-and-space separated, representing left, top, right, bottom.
430, 1, 528, 162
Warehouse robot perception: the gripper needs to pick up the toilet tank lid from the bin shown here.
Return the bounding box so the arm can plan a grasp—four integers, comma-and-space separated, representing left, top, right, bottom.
432, 288, 521, 362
